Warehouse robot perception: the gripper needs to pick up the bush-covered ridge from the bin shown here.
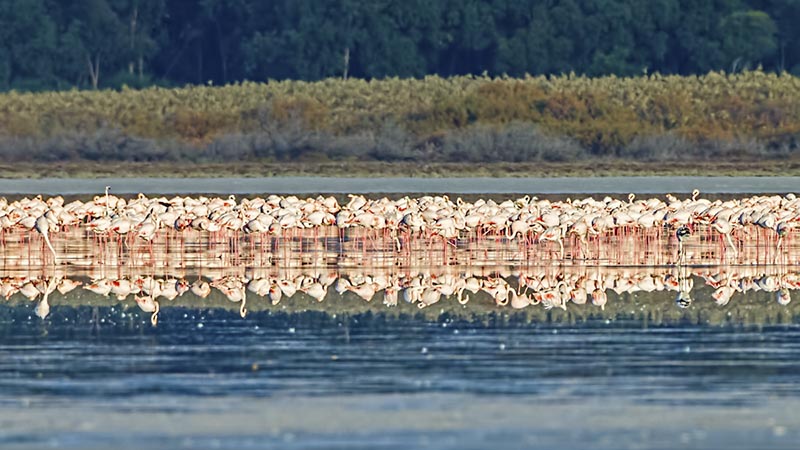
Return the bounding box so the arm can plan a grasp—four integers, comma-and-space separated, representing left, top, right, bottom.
1, 71, 799, 163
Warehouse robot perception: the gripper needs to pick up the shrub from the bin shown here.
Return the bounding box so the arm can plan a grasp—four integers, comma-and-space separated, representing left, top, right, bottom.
438, 123, 586, 162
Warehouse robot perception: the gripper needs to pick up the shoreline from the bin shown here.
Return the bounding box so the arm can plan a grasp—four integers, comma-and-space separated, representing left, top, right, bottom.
1, 160, 799, 179
0, 175, 797, 195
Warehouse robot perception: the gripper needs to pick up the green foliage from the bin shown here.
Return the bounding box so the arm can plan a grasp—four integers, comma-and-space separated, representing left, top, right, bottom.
720, 10, 779, 70
1, 1, 800, 90
0, 0, 58, 89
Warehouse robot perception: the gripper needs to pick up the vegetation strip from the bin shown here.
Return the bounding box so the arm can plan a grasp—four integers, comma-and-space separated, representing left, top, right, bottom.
2, 72, 799, 164
2, 160, 800, 179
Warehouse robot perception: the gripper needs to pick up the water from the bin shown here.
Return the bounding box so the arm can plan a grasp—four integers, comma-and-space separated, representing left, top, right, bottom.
2, 186, 799, 449
1, 260, 800, 449
0, 176, 798, 194
1, 309, 799, 449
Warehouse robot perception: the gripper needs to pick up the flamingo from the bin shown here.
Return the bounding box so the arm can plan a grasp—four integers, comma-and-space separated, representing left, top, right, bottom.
135, 295, 160, 326
268, 282, 283, 305
279, 279, 298, 298
383, 286, 399, 307
675, 290, 692, 308
510, 289, 534, 309
57, 279, 82, 295
711, 218, 738, 256
303, 281, 328, 302
221, 285, 247, 318
20, 281, 41, 300
711, 285, 736, 306
417, 287, 442, 309
35, 277, 58, 320
590, 288, 607, 310
675, 225, 692, 265
34, 214, 57, 263
191, 280, 211, 298
539, 226, 565, 259
777, 288, 791, 306
541, 285, 567, 311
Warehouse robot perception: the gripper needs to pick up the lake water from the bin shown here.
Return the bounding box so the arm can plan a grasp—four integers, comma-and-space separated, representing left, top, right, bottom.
1, 186, 799, 449
2, 260, 799, 449
2, 308, 800, 449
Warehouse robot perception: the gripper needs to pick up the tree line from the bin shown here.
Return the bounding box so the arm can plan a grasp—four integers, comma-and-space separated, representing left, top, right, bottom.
1, 0, 799, 91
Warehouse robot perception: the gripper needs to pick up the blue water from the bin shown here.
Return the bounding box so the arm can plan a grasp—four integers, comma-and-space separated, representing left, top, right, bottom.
1, 307, 799, 449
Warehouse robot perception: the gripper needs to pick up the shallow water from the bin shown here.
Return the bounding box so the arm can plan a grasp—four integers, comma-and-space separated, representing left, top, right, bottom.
1, 176, 799, 194
2, 257, 800, 449
1, 310, 800, 449
2, 187, 800, 449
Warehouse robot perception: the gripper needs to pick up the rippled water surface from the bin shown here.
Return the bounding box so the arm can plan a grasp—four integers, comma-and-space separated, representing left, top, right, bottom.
1, 307, 800, 449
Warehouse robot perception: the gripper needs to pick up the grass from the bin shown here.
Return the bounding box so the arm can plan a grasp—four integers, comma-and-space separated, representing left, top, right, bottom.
1, 159, 799, 179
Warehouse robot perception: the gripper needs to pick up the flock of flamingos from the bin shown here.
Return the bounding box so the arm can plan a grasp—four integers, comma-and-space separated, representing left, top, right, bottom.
0, 188, 798, 324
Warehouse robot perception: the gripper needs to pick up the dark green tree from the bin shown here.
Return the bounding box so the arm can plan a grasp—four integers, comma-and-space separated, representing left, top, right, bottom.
54, 0, 128, 88
0, 0, 58, 90
1, 0, 799, 90
243, 0, 356, 80
106, 0, 167, 86
719, 10, 778, 71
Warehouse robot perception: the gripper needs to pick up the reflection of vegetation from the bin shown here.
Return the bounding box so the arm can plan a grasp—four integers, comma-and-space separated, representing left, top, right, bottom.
1, 279, 796, 328
2, 72, 800, 165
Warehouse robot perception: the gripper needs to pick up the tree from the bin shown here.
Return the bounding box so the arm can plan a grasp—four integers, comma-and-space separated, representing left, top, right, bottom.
720, 10, 779, 71
494, 2, 570, 76
55, 0, 128, 89
628, 0, 680, 73
0, 0, 58, 89
243, 0, 368, 80
741, 0, 800, 72
108, 0, 167, 84
199, 0, 249, 83
435, 0, 496, 75
353, 0, 442, 78
1, 0, 799, 91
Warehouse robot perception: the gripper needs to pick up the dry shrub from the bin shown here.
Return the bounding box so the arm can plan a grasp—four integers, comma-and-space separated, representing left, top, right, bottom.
643, 92, 694, 129
167, 109, 238, 145
0, 113, 39, 137
267, 96, 330, 131
622, 132, 797, 161
542, 93, 587, 121
403, 95, 470, 134
619, 133, 696, 160
36, 107, 110, 136
553, 113, 649, 156
751, 99, 797, 132
0, 128, 186, 162
465, 81, 547, 124
438, 123, 586, 162
408, 81, 549, 134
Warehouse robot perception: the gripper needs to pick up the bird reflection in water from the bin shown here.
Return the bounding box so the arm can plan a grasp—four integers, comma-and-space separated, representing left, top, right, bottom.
2, 262, 796, 324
